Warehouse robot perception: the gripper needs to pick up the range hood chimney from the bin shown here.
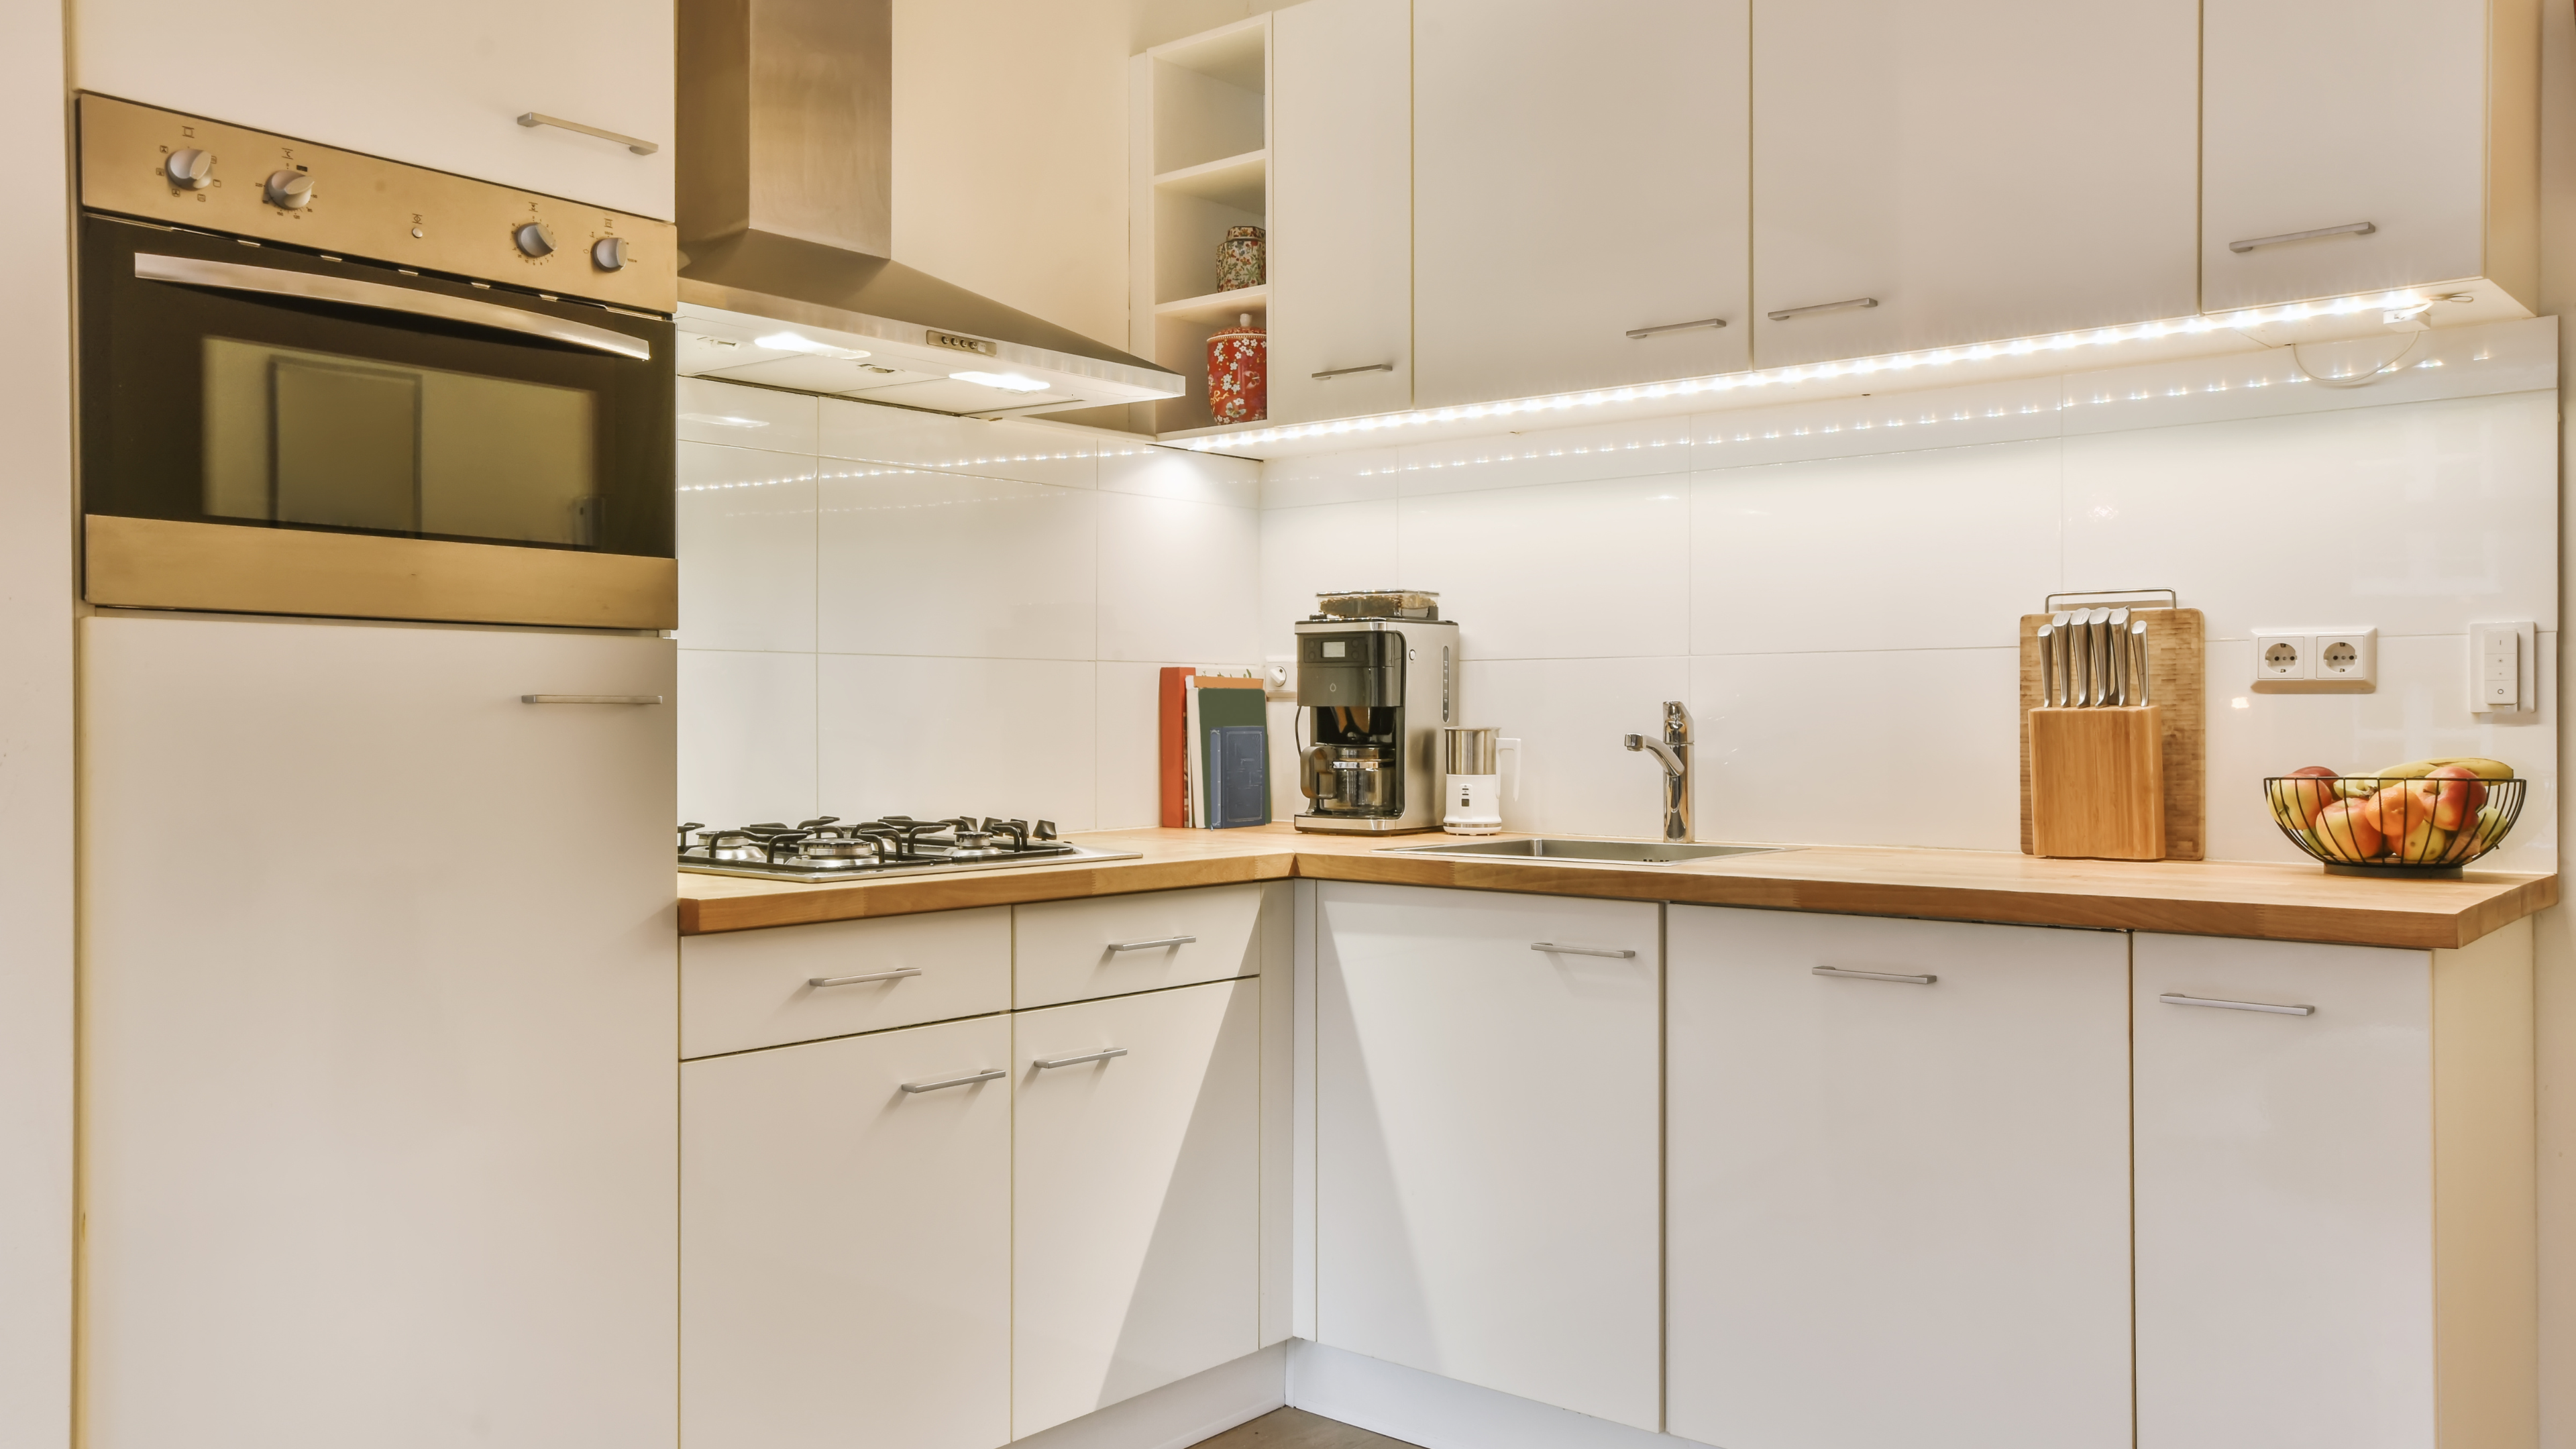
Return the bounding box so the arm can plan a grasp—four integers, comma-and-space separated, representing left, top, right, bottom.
675, 0, 1181, 419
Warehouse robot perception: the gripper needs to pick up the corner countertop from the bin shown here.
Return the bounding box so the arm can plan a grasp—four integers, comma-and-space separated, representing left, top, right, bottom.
676, 825, 2556, 951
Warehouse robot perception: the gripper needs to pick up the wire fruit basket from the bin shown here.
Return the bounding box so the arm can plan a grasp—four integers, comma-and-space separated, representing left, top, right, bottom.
2264, 775, 2524, 877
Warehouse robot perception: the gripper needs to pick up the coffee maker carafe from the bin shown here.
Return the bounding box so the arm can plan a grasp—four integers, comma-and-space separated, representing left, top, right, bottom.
1293, 591, 1459, 835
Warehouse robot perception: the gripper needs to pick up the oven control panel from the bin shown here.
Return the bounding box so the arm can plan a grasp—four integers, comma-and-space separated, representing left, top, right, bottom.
78, 93, 678, 315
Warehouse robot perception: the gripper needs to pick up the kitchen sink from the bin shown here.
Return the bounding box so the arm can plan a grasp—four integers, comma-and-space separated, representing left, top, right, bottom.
1387, 837, 1785, 864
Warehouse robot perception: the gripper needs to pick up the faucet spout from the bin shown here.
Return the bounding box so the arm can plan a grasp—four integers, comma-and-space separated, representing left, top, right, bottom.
1623, 734, 1684, 776
1622, 701, 1693, 843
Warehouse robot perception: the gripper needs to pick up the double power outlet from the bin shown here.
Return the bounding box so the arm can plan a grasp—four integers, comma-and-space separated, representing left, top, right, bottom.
2250, 622, 2537, 714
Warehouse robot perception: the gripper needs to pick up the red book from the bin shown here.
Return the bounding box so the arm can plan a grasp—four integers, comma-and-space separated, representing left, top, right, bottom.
1159, 667, 1193, 827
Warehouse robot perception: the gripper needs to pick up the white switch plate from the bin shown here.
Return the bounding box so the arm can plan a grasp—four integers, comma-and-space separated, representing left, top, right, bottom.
2469, 621, 2536, 714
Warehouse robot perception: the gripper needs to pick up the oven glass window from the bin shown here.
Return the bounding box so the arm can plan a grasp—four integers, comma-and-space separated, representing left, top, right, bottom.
203, 337, 601, 545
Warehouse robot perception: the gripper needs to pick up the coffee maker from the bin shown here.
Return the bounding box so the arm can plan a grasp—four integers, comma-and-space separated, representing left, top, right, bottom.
1293, 591, 1459, 834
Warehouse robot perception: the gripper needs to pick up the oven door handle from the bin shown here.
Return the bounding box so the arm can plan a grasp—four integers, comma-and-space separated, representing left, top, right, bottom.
133, 252, 652, 362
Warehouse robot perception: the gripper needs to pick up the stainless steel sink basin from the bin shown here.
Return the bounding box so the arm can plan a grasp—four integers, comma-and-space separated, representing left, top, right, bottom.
1386, 837, 1784, 864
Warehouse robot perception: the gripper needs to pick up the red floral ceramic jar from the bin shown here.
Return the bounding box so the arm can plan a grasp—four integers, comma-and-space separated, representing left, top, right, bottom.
1208, 313, 1266, 423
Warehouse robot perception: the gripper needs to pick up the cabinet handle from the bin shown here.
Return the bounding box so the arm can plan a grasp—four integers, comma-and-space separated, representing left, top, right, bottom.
2159, 992, 2314, 1016
1034, 1047, 1129, 1070
1312, 362, 1396, 380
1813, 965, 1937, 985
1107, 935, 1196, 953
517, 111, 660, 156
2228, 221, 2375, 254
1766, 297, 1879, 322
1625, 317, 1728, 339
900, 1067, 1006, 1093
808, 967, 923, 988
1531, 942, 1636, 959
521, 694, 665, 705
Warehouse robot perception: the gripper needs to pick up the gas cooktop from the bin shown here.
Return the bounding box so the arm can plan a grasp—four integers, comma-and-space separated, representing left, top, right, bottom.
678, 815, 1140, 883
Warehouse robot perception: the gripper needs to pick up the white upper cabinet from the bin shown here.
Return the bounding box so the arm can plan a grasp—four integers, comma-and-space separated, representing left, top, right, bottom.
74, 0, 675, 218
2202, 0, 2536, 313
1410, 0, 1750, 407
1316, 883, 1662, 1431
1268, 0, 1412, 424
1751, 0, 2198, 368
1666, 906, 2134, 1449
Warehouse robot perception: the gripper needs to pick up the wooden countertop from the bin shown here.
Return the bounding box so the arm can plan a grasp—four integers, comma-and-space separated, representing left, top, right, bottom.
677, 826, 2557, 951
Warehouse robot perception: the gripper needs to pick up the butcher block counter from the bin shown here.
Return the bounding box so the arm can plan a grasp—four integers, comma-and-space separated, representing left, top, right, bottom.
677, 825, 2555, 950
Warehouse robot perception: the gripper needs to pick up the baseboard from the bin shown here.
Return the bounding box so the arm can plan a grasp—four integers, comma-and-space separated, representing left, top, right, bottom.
1286, 1341, 1714, 1449
1012, 1343, 1289, 1449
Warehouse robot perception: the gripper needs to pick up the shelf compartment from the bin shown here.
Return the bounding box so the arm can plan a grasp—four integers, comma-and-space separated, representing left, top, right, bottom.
1154, 149, 1267, 213
1157, 286, 1269, 325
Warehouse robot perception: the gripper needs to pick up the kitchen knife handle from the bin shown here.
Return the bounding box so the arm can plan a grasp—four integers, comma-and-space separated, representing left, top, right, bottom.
2131, 619, 2151, 708
2036, 625, 2056, 709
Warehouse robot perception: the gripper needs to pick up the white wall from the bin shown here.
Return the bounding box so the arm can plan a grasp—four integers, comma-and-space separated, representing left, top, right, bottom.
676, 378, 1262, 830
1259, 317, 2562, 875
1, 0, 76, 1444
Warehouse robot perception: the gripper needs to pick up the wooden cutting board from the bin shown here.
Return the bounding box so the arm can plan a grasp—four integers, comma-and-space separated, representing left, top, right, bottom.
2018, 608, 2204, 860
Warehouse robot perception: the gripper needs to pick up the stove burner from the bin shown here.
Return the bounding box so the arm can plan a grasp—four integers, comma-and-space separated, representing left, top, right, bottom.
678, 814, 1132, 883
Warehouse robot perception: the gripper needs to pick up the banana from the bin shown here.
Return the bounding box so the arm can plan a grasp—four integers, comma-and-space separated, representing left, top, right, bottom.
2367, 756, 2515, 782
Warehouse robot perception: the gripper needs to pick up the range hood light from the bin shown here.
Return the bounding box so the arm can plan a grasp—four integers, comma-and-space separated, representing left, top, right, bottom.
753, 331, 871, 361
949, 370, 1051, 393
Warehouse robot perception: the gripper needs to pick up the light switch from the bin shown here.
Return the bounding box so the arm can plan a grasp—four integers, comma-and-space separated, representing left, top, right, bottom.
2469, 621, 2535, 714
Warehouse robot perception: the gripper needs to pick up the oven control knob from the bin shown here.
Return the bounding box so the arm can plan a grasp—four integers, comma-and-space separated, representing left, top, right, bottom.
164, 148, 214, 190
513, 222, 557, 258
262, 170, 313, 209
590, 235, 629, 270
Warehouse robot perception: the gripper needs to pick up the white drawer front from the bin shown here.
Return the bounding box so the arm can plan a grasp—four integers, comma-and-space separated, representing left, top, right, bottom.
1012, 883, 1265, 1010
681, 908, 1010, 1058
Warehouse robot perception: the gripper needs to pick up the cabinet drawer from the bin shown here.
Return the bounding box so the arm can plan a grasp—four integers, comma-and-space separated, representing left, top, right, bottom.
680, 908, 1010, 1058
1012, 883, 1264, 1010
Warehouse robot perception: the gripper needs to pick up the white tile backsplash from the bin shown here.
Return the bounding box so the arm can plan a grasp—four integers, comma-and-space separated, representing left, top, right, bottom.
1459, 657, 1695, 840
678, 649, 818, 827
1097, 492, 1262, 663
679, 376, 818, 453
676, 443, 817, 653
1100, 445, 1260, 507
817, 654, 1098, 828
816, 467, 1099, 659
1258, 500, 1404, 658
1398, 475, 1693, 660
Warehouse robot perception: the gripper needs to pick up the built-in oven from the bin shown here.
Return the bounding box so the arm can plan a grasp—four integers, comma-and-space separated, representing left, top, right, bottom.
74, 95, 680, 630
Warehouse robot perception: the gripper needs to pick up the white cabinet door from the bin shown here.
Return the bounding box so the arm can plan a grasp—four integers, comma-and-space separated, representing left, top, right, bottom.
1316, 882, 1660, 1431
681, 1016, 1010, 1449
1014, 977, 1261, 1438
1751, 0, 2198, 367
74, 0, 674, 217
2133, 934, 2434, 1449
1411, 0, 1749, 407
80, 614, 675, 1449
2202, 0, 2499, 311
1666, 906, 2132, 1449
1269, 0, 1412, 423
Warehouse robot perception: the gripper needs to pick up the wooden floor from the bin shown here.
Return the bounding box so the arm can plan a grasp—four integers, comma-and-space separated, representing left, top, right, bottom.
1190, 1407, 1418, 1449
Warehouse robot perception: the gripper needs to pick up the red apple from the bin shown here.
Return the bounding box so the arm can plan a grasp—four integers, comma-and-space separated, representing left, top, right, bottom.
2424, 765, 2489, 830
2275, 766, 2339, 827
2363, 782, 2437, 839
2309, 800, 2383, 862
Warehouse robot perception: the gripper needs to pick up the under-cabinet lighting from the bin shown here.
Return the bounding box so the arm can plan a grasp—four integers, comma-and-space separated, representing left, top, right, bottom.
678, 412, 770, 429
753, 330, 871, 361
1180, 288, 2475, 452
950, 370, 1051, 393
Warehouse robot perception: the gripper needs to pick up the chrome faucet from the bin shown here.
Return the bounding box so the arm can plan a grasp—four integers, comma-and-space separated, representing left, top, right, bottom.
1623, 700, 1693, 843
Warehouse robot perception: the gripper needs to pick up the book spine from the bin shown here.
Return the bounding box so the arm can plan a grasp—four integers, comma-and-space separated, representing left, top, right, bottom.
1158, 667, 1191, 828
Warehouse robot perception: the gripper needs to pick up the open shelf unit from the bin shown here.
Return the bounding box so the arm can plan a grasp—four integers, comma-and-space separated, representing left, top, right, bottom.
1130, 15, 1271, 435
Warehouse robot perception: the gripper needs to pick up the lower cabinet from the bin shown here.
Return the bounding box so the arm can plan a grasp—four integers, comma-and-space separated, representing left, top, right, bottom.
1316, 882, 1662, 1431
1666, 906, 2133, 1449
1013, 977, 1263, 1438
680, 1014, 1012, 1449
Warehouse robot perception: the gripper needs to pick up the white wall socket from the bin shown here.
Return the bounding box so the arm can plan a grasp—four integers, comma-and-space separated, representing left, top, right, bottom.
2469, 621, 2536, 714
2252, 628, 2376, 690
2313, 627, 2376, 684
2253, 633, 2310, 681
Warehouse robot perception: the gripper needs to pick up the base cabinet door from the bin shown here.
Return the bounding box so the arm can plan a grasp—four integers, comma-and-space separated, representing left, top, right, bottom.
681, 1015, 1011, 1449
1666, 906, 2132, 1449
1013, 977, 1261, 1438
1316, 883, 1660, 1430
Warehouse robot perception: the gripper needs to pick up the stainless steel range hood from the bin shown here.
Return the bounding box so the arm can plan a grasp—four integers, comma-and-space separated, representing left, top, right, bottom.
676, 0, 1182, 419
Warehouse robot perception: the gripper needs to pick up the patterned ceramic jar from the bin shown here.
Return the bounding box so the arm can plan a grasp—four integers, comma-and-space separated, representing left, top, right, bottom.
1207, 313, 1267, 423
1216, 225, 1265, 291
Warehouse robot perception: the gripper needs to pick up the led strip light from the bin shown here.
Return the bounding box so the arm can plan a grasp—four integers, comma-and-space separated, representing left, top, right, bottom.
1180, 288, 2475, 453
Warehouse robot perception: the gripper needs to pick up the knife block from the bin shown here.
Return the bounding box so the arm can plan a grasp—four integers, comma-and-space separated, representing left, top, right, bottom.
2029, 706, 2165, 859
2017, 608, 2204, 861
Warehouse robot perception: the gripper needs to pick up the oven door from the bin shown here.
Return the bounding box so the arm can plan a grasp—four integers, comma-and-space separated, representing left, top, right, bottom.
79, 213, 676, 629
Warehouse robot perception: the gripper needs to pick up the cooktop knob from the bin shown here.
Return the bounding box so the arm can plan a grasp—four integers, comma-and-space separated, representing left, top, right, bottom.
262, 170, 313, 209
590, 235, 629, 270
513, 221, 557, 258
164, 148, 213, 191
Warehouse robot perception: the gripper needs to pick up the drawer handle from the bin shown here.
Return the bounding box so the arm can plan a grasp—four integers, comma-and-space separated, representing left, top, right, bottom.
1107, 935, 1196, 953
517, 111, 661, 156
1625, 316, 1728, 339
1034, 1047, 1128, 1070
1531, 942, 1636, 959
521, 694, 665, 705
2160, 992, 2314, 1016
1312, 362, 1395, 380
808, 967, 924, 989
1766, 297, 1878, 322
2228, 220, 2375, 254
1814, 965, 1937, 985
900, 1067, 1006, 1093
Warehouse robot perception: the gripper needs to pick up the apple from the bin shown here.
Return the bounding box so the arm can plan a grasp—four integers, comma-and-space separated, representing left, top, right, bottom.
2309, 800, 2383, 862
2393, 818, 2453, 864
2269, 767, 2340, 832
2424, 765, 2489, 830
2363, 782, 2438, 838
